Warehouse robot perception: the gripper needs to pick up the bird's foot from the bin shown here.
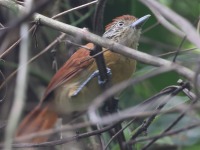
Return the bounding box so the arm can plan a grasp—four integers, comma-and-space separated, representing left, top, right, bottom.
72, 68, 111, 97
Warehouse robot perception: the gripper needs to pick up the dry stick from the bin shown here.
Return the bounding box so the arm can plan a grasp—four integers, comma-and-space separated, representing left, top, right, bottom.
126, 122, 200, 146
0, 22, 5, 28
93, 0, 127, 149
140, 83, 196, 150
140, 36, 177, 50
104, 119, 135, 150
13, 94, 200, 144
64, 40, 93, 51
149, 8, 185, 38
0, 33, 66, 90
172, 36, 187, 62
104, 85, 184, 149
197, 18, 200, 34
129, 88, 178, 138
3, 0, 31, 149
0, 1, 95, 90
0, 70, 6, 102
157, 47, 198, 57
9, 84, 190, 148
0, 0, 49, 42
127, 82, 190, 149
52, 0, 97, 19
193, 61, 200, 101
0, 0, 97, 59
7, 86, 196, 148
5, 123, 117, 148
172, 16, 200, 62
142, 21, 159, 34
92, 0, 111, 149
172, 16, 200, 63
142, 102, 195, 150
88, 66, 186, 125
0, 0, 195, 81
11, 67, 179, 143
140, 0, 200, 49
0, 25, 35, 58
0, 0, 197, 143
92, 0, 109, 85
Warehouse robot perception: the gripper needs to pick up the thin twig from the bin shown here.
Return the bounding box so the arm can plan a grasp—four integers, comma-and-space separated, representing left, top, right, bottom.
64, 39, 93, 51
52, 0, 97, 19
0, 33, 66, 90
193, 61, 200, 100
140, 0, 200, 49
142, 102, 194, 150
88, 65, 188, 124
126, 121, 200, 145
157, 47, 198, 57
10, 95, 200, 144
4, 123, 117, 148
142, 82, 196, 149
142, 21, 159, 34
4, 1, 31, 149
127, 82, 190, 148
0, 0, 49, 42
92, 0, 109, 85
0, 0, 195, 81
172, 36, 187, 62
104, 119, 135, 150
0, 2, 94, 90
0, 70, 6, 102
0, 25, 36, 58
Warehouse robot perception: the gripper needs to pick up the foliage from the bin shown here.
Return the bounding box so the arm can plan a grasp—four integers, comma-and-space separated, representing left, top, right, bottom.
0, 0, 200, 150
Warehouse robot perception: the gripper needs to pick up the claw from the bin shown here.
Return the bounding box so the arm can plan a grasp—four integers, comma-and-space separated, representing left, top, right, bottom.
98, 68, 112, 85
72, 68, 112, 97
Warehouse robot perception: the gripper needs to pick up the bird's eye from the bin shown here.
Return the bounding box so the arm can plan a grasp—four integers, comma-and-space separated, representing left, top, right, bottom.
117, 22, 124, 27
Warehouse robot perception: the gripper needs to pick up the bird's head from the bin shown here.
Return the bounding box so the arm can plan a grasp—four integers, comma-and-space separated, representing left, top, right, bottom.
103, 14, 150, 49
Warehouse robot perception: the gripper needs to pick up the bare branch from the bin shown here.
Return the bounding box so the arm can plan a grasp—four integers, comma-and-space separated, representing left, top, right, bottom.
140, 0, 200, 49
52, 0, 98, 19
88, 65, 193, 124
0, 0, 195, 82
3, 1, 32, 149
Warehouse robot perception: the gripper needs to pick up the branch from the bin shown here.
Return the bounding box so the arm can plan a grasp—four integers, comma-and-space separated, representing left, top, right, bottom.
126, 122, 200, 146
0, 0, 195, 81
88, 66, 195, 124
3, 1, 31, 149
140, 0, 200, 49
3, 124, 117, 148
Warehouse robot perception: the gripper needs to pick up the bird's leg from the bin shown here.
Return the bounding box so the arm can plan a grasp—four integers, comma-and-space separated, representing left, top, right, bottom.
72, 68, 112, 96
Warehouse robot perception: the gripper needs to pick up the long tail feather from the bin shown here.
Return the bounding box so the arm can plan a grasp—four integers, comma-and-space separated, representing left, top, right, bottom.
16, 104, 58, 143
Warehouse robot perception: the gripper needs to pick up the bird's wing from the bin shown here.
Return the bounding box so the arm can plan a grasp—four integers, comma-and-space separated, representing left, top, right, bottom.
43, 43, 95, 99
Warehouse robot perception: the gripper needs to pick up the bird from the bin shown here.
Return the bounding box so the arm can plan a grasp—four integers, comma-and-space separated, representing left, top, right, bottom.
16, 14, 150, 143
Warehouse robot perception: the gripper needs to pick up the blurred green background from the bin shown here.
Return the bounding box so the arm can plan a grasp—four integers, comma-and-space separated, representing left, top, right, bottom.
0, 0, 200, 149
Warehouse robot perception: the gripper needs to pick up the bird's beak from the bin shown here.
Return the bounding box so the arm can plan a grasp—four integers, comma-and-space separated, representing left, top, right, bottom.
131, 14, 151, 29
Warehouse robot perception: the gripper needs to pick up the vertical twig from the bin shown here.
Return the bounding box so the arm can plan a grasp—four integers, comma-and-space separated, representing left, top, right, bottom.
92, 0, 109, 83
3, 0, 32, 149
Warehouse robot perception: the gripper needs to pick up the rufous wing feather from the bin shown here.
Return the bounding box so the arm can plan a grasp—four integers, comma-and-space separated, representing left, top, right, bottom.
43, 43, 94, 99
16, 43, 95, 143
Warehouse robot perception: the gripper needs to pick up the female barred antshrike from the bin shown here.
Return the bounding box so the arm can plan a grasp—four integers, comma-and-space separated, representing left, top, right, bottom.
16, 14, 150, 143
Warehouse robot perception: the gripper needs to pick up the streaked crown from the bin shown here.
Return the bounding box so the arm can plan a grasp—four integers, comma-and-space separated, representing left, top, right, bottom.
103, 15, 149, 49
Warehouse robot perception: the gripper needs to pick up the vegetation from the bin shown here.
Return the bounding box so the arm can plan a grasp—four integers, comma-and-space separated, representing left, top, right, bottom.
0, 0, 200, 150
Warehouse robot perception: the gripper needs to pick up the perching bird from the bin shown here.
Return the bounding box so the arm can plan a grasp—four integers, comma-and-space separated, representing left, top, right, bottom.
16, 14, 150, 143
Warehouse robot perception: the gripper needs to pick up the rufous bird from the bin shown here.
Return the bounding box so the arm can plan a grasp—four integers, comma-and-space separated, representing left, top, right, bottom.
16, 14, 150, 143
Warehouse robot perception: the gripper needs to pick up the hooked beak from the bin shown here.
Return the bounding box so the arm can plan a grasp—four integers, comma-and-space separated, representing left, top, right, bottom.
131, 14, 151, 29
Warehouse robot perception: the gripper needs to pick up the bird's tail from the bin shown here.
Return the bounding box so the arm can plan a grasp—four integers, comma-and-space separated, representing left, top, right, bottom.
16, 104, 58, 143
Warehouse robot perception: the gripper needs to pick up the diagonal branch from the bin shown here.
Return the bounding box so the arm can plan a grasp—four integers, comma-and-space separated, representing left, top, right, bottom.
0, 0, 195, 82
140, 0, 200, 49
